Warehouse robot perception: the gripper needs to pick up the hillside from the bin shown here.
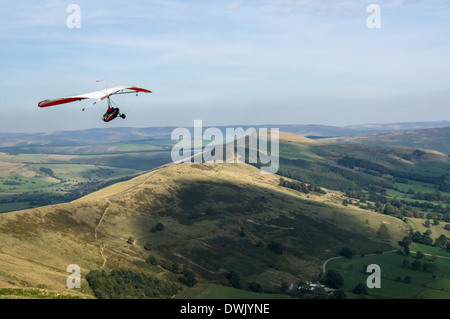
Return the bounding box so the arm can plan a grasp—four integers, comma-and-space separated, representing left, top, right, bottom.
276, 132, 450, 222
324, 126, 450, 155
345, 121, 450, 133
0, 160, 408, 298
0, 129, 449, 299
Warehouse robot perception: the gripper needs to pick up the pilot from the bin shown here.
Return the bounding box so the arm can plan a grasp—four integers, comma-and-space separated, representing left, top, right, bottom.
103, 106, 125, 122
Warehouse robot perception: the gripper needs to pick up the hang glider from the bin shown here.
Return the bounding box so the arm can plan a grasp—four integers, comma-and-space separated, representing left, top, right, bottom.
38, 85, 152, 123
38, 85, 152, 108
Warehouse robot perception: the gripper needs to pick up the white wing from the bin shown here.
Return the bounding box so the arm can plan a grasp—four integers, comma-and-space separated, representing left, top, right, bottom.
38, 86, 151, 107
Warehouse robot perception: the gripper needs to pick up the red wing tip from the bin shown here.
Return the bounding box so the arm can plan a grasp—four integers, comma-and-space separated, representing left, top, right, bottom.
38, 100, 49, 107
37, 97, 87, 107
130, 87, 152, 93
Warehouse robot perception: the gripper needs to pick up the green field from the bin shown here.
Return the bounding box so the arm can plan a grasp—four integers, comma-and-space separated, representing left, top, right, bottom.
326, 248, 450, 299
0, 138, 174, 213
175, 283, 293, 299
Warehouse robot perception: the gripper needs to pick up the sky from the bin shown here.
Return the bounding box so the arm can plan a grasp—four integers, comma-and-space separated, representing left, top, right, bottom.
0, 0, 449, 133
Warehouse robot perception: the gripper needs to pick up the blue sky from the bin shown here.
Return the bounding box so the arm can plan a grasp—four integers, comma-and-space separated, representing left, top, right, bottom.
0, 0, 449, 133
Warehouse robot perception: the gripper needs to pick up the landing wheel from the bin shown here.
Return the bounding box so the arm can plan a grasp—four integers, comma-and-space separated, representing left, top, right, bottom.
121, 113, 126, 119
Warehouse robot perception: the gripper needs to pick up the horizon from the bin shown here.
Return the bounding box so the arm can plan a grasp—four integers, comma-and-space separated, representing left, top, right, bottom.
1, 119, 449, 135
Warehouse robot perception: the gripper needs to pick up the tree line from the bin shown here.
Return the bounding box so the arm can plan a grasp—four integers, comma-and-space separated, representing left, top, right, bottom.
86, 269, 180, 299
337, 155, 450, 192
398, 232, 450, 253
412, 190, 450, 203
279, 178, 326, 195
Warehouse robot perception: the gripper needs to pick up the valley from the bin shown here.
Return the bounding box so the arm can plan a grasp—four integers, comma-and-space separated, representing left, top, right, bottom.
0, 125, 449, 299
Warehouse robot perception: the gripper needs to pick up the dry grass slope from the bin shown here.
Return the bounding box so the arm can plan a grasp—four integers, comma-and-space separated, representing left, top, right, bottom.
0, 160, 409, 298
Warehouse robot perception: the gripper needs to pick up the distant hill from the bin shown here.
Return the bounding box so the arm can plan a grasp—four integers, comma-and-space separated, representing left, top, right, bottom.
0, 124, 355, 147
324, 126, 450, 155
0, 127, 176, 147
1, 120, 448, 148
345, 120, 450, 133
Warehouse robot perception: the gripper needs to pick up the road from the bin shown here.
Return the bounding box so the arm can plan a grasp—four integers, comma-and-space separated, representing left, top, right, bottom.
319, 250, 397, 281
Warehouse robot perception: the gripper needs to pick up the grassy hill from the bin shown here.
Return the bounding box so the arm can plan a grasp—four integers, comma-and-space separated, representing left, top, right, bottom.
324, 126, 450, 155
276, 132, 450, 214
0, 130, 449, 299
0, 159, 409, 299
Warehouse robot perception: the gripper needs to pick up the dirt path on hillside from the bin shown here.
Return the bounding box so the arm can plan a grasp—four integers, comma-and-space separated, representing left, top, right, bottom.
94, 201, 111, 268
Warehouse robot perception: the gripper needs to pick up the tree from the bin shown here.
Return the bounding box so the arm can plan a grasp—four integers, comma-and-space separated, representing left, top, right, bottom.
352, 283, 367, 295
326, 269, 344, 289
86, 269, 179, 299
280, 281, 290, 293
374, 201, 384, 213
398, 236, 412, 255
267, 241, 283, 255
247, 282, 263, 293
329, 290, 347, 299
422, 235, 433, 246
411, 260, 421, 270
435, 234, 448, 248
227, 270, 242, 289
403, 276, 412, 284
180, 268, 197, 287
403, 246, 410, 255
40, 167, 55, 178
146, 254, 157, 265
172, 262, 180, 274
383, 203, 396, 215
340, 247, 354, 258
151, 222, 165, 233
377, 223, 390, 240
401, 236, 412, 247
402, 259, 410, 268
412, 231, 422, 242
